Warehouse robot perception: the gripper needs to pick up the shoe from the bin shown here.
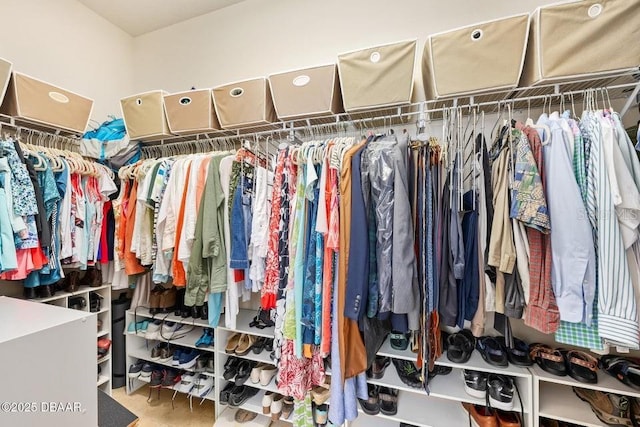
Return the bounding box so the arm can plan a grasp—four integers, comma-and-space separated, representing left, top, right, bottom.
392, 358, 423, 389
573, 386, 635, 427
81, 268, 102, 288
191, 375, 214, 398
150, 342, 168, 361
462, 403, 498, 427
496, 410, 521, 427
477, 337, 509, 367
36, 285, 54, 298
144, 319, 163, 340
250, 363, 271, 384
389, 331, 409, 351
259, 365, 278, 386
158, 287, 177, 313
195, 355, 210, 373
161, 321, 182, 338
179, 349, 200, 370
235, 408, 258, 423
128, 360, 144, 378
127, 320, 149, 335
265, 338, 274, 352
89, 292, 103, 312
23, 287, 37, 299
97, 338, 111, 358
149, 286, 163, 315
172, 349, 183, 366
463, 370, 488, 398
159, 345, 175, 363
235, 360, 257, 386
235, 334, 256, 356
487, 374, 514, 411
161, 369, 181, 388
428, 365, 453, 380
311, 385, 331, 405
63, 270, 80, 293
174, 287, 185, 317
219, 382, 235, 405
190, 305, 201, 319
314, 403, 328, 426
270, 393, 284, 420
378, 387, 398, 416
225, 333, 242, 354
195, 329, 214, 347
262, 391, 275, 414
206, 357, 215, 374
224, 357, 241, 380
446, 330, 476, 364
149, 368, 164, 388
367, 355, 391, 379
176, 372, 196, 394
358, 384, 380, 415
140, 363, 154, 378
251, 337, 267, 354
201, 303, 208, 320
229, 386, 259, 407
281, 396, 294, 420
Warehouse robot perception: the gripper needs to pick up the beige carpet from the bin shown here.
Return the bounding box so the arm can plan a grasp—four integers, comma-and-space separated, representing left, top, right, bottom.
112, 385, 215, 427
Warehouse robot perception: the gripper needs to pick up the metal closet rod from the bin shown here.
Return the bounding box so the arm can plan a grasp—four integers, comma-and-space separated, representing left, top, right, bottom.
141, 80, 639, 157
0, 118, 81, 151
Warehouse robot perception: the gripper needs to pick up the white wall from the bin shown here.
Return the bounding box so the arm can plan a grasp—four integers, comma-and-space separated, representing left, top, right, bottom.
132, 0, 551, 95
0, 0, 134, 125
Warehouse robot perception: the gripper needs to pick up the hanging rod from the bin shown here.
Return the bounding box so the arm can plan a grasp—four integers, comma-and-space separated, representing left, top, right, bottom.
0, 114, 81, 152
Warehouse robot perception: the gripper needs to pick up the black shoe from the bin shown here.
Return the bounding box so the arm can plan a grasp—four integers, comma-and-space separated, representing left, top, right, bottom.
228, 386, 259, 407
378, 387, 398, 416
358, 384, 379, 415
190, 305, 201, 319
234, 360, 256, 386
487, 374, 514, 411
201, 304, 208, 320
463, 369, 488, 398
149, 369, 164, 388
219, 382, 235, 405
174, 288, 185, 317
224, 357, 241, 380
161, 369, 181, 388
36, 285, 54, 298
428, 365, 453, 380
392, 359, 423, 389
23, 287, 37, 299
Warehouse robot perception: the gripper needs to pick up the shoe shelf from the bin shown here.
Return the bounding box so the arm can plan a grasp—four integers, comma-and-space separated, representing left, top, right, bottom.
216, 407, 273, 426
218, 308, 275, 339
28, 284, 111, 304
356, 390, 471, 427
132, 372, 216, 402
537, 382, 603, 427
128, 345, 216, 377
131, 306, 211, 328
435, 350, 532, 378
98, 354, 111, 364
223, 387, 293, 424
97, 329, 109, 338
126, 328, 215, 352
223, 348, 275, 366
377, 337, 417, 362
220, 373, 280, 394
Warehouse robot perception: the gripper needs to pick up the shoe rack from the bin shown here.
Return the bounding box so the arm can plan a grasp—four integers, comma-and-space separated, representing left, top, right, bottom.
31, 282, 112, 395
124, 306, 216, 407
532, 363, 640, 427
213, 308, 284, 426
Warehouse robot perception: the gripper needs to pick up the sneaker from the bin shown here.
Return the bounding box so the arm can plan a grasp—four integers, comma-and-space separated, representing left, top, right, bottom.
487, 374, 514, 410
463, 369, 488, 399
149, 368, 164, 388
127, 320, 149, 335
206, 357, 215, 374
573, 387, 635, 427
140, 363, 154, 378
145, 319, 163, 340
195, 355, 211, 373
159, 345, 175, 363
179, 349, 200, 370
172, 349, 183, 366
195, 329, 214, 347
392, 358, 423, 389
150, 342, 168, 361
176, 372, 196, 394
129, 360, 144, 378
191, 374, 214, 398
161, 369, 182, 388
161, 321, 183, 339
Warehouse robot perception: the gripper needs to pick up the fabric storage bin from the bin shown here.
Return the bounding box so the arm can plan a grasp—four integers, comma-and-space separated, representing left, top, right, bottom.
422, 14, 529, 99
164, 89, 220, 135
0, 58, 12, 108
269, 64, 343, 120
212, 78, 277, 129
338, 40, 416, 112
520, 0, 640, 86
120, 90, 172, 141
0, 72, 93, 134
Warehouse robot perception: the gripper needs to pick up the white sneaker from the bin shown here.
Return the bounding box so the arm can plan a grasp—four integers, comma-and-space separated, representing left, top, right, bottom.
161, 321, 182, 338
190, 375, 214, 398
260, 365, 278, 386
176, 372, 196, 394
144, 320, 162, 340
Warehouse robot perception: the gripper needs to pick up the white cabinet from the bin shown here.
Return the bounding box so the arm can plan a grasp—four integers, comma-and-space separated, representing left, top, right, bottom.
0, 297, 97, 427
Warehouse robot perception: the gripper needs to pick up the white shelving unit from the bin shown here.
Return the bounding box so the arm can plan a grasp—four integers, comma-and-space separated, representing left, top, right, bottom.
532, 363, 640, 427
30, 283, 112, 395
124, 307, 216, 414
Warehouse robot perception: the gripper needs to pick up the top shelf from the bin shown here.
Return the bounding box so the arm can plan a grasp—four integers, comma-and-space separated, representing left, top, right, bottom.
435, 351, 531, 378
129, 307, 211, 328
218, 309, 275, 339
531, 363, 640, 398
30, 284, 111, 303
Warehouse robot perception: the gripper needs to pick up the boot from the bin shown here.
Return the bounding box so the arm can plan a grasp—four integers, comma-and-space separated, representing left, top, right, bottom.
190, 305, 201, 319
23, 287, 37, 299
64, 271, 80, 293
201, 303, 208, 321
149, 286, 163, 315
158, 287, 177, 313
83, 268, 103, 288
36, 285, 53, 298
174, 287, 185, 317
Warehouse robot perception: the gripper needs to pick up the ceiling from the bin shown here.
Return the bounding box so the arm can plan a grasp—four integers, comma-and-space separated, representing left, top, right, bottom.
77, 0, 246, 36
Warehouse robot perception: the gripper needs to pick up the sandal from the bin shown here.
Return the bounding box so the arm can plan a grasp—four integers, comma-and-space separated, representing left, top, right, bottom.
497, 336, 533, 367
311, 385, 331, 405
368, 355, 391, 379
446, 330, 476, 364
476, 336, 508, 367
562, 349, 598, 384
530, 343, 566, 376
600, 355, 640, 390
235, 334, 256, 356
314, 403, 328, 426
378, 387, 399, 416
281, 396, 294, 420
358, 384, 380, 415
389, 331, 409, 351
392, 359, 423, 389
225, 333, 242, 354
234, 409, 257, 423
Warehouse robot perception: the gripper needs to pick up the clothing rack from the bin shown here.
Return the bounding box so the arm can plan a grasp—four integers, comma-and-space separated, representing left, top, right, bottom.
141, 76, 640, 159
0, 113, 81, 153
